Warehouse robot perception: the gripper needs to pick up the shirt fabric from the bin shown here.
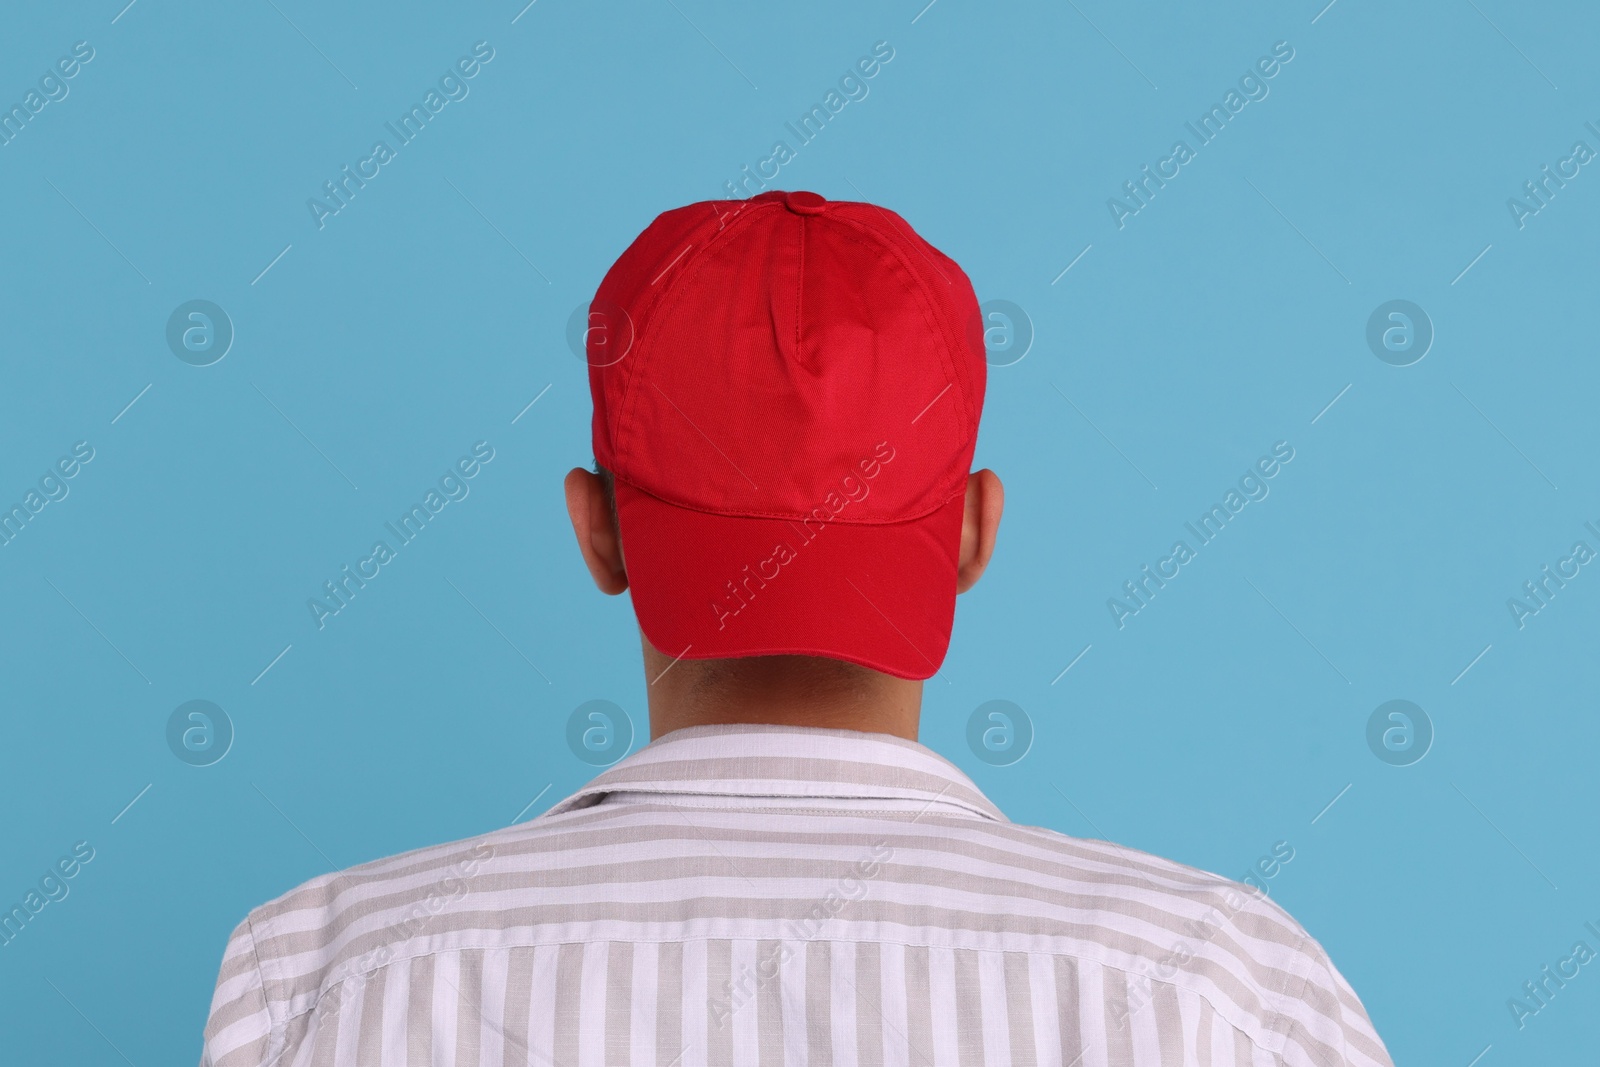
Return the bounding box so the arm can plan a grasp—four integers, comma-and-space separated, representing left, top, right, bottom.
200, 722, 1393, 1067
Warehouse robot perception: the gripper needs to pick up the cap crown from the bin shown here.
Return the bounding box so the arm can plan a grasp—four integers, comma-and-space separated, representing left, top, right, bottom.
589, 191, 986, 523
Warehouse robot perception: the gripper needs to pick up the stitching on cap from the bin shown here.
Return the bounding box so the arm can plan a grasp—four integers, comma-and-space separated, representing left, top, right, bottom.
796, 214, 806, 356
827, 209, 975, 435
613, 201, 777, 483
615, 205, 973, 518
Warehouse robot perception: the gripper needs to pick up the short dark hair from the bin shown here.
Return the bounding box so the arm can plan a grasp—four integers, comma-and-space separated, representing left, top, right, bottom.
594, 460, 620, 541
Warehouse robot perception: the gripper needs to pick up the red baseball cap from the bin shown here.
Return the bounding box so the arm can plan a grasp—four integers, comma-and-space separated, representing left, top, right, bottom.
583, 189, 986, 680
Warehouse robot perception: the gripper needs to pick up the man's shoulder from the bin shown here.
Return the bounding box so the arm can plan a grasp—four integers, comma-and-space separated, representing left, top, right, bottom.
240, 809, 1318, 964
1000, 821, 1349, 1031
243, 817, 543, 937
1004, 825, 1331, 979
202, 819, 547, 1065
1000, 818, 1304, 921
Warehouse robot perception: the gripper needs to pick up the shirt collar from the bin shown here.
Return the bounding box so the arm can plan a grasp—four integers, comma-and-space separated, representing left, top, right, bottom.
542, 722, 1007, 823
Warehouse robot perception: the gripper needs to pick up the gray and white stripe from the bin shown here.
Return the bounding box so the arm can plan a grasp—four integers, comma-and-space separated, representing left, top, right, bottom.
201, 723, 1392, 1066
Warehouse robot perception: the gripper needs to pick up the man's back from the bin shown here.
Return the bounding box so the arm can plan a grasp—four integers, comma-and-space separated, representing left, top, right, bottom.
201, 725, 1390, 1066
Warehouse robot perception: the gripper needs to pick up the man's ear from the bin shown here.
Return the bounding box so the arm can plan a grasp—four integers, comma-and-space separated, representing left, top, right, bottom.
564, 468, 628, 595
957, 469, 1003, 594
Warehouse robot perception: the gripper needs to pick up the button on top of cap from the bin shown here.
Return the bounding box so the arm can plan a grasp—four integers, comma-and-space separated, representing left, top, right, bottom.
784, 190, 827, 215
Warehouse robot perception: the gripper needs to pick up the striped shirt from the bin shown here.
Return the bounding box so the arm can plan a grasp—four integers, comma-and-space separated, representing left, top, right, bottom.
200, 723, 1392, 1066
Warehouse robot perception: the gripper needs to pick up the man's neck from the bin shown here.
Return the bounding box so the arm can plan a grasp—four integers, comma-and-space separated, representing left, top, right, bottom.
641, 639, 923, 741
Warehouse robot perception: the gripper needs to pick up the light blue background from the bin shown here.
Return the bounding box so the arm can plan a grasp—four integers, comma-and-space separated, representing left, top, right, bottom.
3, 1, 1598, 1062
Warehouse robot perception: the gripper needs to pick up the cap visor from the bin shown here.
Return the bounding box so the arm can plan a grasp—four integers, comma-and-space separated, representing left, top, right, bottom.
614, 481, 964, 680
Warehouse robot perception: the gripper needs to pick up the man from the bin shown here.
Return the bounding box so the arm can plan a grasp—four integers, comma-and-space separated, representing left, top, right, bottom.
200, 190, 1392, 1065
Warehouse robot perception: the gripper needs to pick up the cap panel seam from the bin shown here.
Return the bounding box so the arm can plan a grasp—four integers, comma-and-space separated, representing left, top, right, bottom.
796, 213, 807, 356
609, 206, 732, 480
610, 201, 779, 484
593, 204, 688, 471
825, 210, 977, 437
